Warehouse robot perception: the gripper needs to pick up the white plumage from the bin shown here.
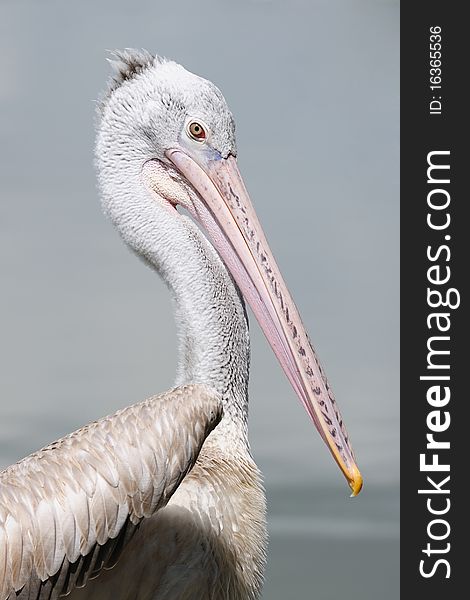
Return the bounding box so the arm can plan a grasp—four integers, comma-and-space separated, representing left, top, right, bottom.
0, 50, 361, 599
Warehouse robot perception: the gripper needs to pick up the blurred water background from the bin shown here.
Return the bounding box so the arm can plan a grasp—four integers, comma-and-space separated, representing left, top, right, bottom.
0, 1, 399, 598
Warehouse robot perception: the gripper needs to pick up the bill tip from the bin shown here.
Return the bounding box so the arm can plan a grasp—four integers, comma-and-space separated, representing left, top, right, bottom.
348, 465, 363, 497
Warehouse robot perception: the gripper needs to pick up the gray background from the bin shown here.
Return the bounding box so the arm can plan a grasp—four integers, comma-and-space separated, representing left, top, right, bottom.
0, 0, 399, 598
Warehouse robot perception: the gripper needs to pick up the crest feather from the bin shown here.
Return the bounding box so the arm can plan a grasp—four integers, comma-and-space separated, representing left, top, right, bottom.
100, 48, 165, 111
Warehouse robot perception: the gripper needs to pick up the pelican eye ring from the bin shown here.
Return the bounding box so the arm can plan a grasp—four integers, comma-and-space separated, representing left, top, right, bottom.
187, 121, 207, 141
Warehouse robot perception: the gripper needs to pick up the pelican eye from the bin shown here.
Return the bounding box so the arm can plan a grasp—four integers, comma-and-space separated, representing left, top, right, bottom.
187, 121, 207, 141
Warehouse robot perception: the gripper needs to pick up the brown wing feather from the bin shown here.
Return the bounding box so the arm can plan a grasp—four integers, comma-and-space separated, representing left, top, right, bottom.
0, 384, 222, 600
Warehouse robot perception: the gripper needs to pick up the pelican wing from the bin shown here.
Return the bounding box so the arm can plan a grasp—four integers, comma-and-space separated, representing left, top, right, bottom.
0, 384, 222, 600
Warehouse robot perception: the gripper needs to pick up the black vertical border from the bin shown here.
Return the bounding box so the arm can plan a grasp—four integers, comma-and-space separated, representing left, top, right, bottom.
401, 4, 466, 597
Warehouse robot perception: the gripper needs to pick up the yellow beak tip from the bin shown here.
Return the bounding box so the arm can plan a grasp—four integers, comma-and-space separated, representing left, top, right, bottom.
348, 466, 363, 497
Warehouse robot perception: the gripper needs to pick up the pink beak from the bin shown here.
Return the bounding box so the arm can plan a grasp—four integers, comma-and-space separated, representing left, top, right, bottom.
164, 150, 363, 496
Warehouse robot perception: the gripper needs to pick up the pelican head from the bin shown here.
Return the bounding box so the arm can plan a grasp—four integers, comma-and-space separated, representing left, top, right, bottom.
96, 49, 362, 496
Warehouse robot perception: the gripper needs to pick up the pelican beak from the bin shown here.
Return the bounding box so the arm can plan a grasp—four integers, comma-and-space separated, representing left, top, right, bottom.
164, 150, 363, 496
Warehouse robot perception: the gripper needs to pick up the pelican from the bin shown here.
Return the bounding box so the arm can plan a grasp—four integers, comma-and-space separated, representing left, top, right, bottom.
0, 50, 362, 600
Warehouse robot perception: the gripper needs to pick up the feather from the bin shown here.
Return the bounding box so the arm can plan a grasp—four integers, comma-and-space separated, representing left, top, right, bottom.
0, 385, 222, 599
